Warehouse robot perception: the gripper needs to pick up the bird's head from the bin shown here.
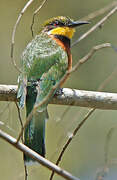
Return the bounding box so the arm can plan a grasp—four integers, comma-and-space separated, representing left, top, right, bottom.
42, 16, 89, 40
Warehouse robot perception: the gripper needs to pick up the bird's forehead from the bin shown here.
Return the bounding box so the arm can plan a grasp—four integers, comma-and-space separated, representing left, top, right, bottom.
43, 16, 73, 26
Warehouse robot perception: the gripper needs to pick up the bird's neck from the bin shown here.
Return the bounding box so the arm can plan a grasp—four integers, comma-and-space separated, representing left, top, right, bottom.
50, 34, 71, 56
51, 34, 72, 71
54, 35, 72, 70
54, 35, 71, 50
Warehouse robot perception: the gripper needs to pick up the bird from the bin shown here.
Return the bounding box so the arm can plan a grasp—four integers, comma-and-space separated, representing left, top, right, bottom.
17, 16, 89, 165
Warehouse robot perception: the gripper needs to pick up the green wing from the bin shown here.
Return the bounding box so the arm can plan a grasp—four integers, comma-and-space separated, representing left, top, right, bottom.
17, 32, 68, 164
17, 32, 68, 107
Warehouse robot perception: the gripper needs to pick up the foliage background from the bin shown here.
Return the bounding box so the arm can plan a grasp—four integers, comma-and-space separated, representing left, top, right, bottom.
0, 0, 117, 179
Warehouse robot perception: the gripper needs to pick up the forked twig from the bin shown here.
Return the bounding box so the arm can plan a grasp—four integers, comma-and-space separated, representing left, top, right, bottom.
31, 0, 48, 37
11, 0, 34, 72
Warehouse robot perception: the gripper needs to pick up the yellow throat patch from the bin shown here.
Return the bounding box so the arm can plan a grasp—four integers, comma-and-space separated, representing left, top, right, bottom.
48, 27, 75, 39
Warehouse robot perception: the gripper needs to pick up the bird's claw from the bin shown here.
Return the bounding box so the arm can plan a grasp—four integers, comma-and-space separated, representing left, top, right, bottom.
55, 88, 63, 96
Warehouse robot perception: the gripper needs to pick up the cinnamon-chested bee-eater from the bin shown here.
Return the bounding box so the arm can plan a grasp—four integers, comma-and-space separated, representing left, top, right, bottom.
17, 16, 89, 164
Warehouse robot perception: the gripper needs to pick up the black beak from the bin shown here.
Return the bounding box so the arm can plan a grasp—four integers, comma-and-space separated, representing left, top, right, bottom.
68, 21, 90, 28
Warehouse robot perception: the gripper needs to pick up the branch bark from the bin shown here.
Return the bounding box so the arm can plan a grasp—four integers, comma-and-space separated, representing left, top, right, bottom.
0, 129, 79, 180
1, 84, 117, 110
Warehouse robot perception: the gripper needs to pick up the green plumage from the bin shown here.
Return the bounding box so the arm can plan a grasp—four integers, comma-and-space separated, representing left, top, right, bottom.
17, 32, 68, 164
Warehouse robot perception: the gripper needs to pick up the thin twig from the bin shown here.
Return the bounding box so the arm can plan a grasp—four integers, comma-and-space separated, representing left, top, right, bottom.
72, 5, 117, 46
0, 103, 15, 133
24, 163, 28, 180
98, 66, 117, 91
50, 108, 95, 180
95, 125, 117, 180
0, 102, 11, 117
104, 127, 115, 164
0, 129, 80, 180
58, 106, 71, 123
15, 102, 23, 129
15, 102, 24, 143
81, 1, 117, 21
31, 0, 48, 37
71, 43, 111, 73
11, 0, 34, 72
15, 101, 27, 179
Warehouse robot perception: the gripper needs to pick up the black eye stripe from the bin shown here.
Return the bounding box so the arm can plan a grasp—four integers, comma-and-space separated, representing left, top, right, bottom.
49, 20, 65, 27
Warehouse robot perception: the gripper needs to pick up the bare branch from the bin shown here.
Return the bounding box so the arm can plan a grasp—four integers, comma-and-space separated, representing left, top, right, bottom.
31, 0, 48, 37
52, 88, 117, 110
71, 43, 111, 73
0, 129, 80, 180
1, 85, 117, 110
11, 0, 34, 72
49, 108, 95, 180
96, 125, 117, 180
98, 66, 117, 91
15, 103, 27, 178
24, 163, 28, 180
15, 102, 23, 143
0, 85, 17, 101
15, 102, 23, 129
72, 5, 117, 46
81, 1, 117, 21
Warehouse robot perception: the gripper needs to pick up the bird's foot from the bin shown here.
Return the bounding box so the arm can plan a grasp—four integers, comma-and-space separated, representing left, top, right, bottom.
55, 88, 63, 96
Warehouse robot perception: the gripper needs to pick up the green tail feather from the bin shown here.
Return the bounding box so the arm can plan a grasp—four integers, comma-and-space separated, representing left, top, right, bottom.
24, 85, 48, 164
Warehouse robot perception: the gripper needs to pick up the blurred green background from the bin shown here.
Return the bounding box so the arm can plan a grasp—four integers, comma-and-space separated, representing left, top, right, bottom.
0, 0, 117, 179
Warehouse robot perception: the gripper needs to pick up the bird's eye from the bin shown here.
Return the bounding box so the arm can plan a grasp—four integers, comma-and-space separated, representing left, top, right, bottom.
54, 21, 59, 26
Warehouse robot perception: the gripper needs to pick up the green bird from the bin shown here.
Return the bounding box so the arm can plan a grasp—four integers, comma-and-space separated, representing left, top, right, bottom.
17, 16, 89, 165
